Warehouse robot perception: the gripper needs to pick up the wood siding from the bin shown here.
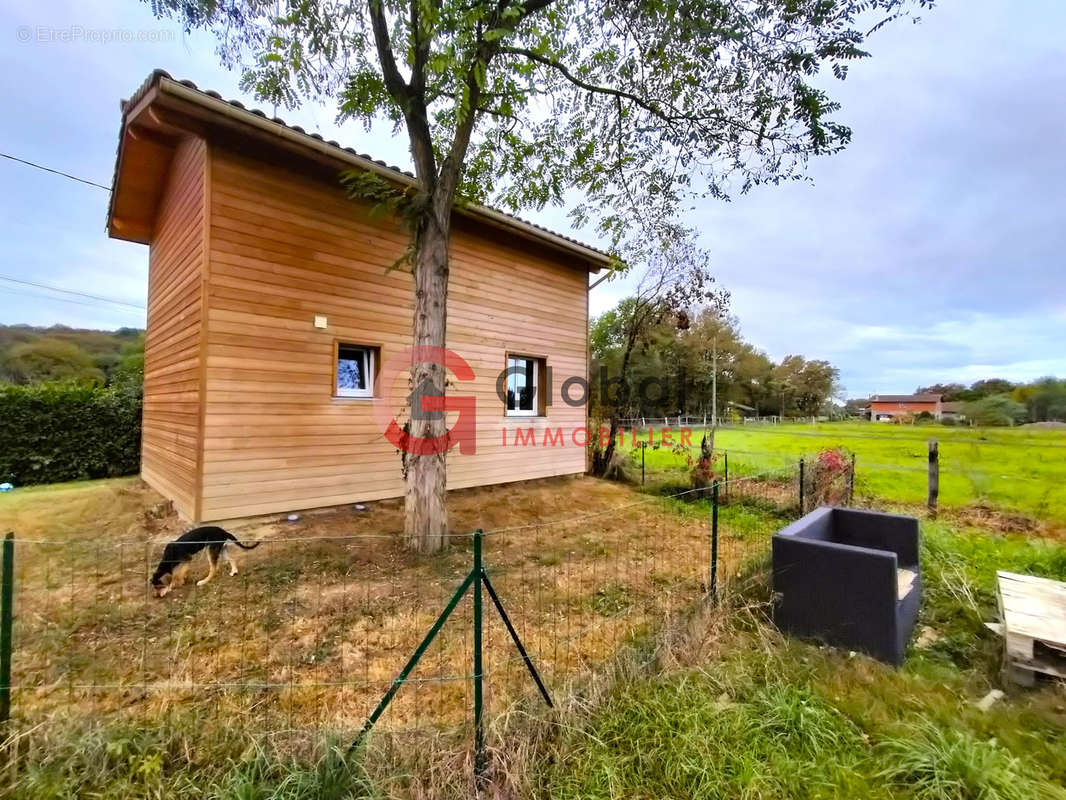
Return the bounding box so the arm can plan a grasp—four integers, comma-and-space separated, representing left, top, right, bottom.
142, 137, 206, 519
198, 146, 588, 520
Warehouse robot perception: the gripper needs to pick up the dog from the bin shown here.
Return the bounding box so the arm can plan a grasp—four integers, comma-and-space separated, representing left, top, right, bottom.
151, 526, 260, 597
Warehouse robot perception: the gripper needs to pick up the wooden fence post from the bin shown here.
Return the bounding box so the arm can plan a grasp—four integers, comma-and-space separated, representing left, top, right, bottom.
0, 532, 13, 726
927, 439, 939, 518
710, 482, 719, 600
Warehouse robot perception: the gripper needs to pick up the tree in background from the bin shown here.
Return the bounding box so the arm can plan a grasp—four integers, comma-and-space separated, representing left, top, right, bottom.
0, 324, 144, 387
1016, 378, 1066, 423
909, 376, 1066, 424
969, 378, 1016, 398
590, 242, 726, 476
591, 300, 840, 426
915, 382, 968, 401
110, 334, 146, 389
915, 378, 1016, 403
1, 338, 105, 385
772, 355, 841, 417
149, 0, 932, 550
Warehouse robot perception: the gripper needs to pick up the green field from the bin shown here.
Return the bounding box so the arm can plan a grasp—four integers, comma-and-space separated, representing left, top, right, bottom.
626, 421, 1066, 524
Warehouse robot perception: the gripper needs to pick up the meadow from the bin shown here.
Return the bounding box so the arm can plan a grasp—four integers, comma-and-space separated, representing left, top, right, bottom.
629, 421, 1066, 526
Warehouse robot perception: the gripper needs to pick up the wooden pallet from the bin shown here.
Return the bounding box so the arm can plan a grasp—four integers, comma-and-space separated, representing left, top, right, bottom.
994, 571, 1066, 687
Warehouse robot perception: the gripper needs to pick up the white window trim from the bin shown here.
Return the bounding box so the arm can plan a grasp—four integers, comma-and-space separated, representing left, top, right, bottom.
506, 355, 541, 417
336, 345, 375, 398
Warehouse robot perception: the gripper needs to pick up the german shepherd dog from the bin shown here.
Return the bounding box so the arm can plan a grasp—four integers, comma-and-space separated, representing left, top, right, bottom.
151, 526, 260, 597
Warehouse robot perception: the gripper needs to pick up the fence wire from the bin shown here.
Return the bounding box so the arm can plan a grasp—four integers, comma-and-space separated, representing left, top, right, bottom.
0, 469, 819, 789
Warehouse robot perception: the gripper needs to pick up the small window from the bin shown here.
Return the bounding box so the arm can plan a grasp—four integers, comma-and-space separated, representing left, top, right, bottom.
336, 344, 376, 398
506, 355, 544, 416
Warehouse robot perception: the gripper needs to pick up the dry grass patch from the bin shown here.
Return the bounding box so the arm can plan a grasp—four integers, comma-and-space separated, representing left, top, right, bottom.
2, 475, 750, 755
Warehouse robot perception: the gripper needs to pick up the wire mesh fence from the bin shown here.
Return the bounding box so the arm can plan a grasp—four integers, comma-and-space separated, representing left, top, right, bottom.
0, 468, 821, 788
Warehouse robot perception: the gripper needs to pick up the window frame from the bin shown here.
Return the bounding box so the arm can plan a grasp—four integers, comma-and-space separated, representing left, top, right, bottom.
333, 341, 378, 399
504, 353, 546, 417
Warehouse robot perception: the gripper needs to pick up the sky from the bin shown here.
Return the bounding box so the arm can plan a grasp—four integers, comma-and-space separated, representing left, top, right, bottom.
1, 0, 1063, 399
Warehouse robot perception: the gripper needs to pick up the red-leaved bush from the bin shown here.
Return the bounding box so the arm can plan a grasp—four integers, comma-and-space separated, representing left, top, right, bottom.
804, 447, 852, 507
673, 439, 717, 490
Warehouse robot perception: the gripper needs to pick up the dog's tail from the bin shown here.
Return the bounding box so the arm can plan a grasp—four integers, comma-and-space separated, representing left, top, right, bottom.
225, 532, 261, 550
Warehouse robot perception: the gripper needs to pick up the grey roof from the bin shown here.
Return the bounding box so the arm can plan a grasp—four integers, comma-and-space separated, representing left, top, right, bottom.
110, 70, 613, 264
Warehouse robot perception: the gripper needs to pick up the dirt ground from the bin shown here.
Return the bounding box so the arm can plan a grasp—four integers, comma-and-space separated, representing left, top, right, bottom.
4, 475, 756, 749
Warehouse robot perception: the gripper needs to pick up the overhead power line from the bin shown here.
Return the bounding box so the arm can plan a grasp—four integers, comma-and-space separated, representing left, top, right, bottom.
0, 152, 111, 192
0, 275, 145, 311
0, 286, 145, 318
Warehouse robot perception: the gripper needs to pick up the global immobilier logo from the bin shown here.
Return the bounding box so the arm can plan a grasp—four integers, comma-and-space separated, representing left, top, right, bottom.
373, 345, 478, 455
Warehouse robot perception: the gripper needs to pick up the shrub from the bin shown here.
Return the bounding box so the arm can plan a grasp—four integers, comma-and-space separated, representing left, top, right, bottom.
673, 435, 716, 490
962, 394, 1027, 427
804, 447, 851, 507
0, 381, 141, 485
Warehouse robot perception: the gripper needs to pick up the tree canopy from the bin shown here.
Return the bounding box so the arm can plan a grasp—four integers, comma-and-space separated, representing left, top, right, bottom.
150, 0, 933, 256
591, 303, 841, 420
0, 325, 144, 387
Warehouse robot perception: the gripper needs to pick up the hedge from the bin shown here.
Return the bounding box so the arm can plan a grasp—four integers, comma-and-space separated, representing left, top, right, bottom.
0, 382, 142, 485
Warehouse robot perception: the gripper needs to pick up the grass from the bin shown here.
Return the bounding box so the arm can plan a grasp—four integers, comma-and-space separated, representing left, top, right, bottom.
0, 474, 757, 797
532, 508, 1066, 800
4, 455, 1066, 797
627, 421, 1066, 525
8, 722, 377, 800
541, 667, 1066, 799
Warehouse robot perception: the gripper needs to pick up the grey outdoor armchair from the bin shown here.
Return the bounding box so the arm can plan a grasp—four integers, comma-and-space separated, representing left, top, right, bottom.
772, 507, 921, 666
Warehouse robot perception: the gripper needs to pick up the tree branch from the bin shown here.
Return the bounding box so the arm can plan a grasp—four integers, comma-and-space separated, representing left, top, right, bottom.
500, 45, 675, 122
368, 0, 437, 183
367, 1, 409, 103
433, 0, 557, 203
500, 44, 779, 142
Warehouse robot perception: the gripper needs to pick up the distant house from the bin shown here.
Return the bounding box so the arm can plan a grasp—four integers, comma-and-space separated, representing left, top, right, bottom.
869, 394, 943, 422
106, 71, 610, 521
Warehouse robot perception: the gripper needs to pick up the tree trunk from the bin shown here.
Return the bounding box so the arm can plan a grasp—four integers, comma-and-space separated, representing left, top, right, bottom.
595, 336, 635, 477
404, 205, 451, 552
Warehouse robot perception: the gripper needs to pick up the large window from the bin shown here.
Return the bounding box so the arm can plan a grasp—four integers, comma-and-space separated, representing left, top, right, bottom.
336, 343, 376, 398
506, 355, 544, 416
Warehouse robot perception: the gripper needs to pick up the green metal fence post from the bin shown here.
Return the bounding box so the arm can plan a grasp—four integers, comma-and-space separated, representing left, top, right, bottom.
472, 529, 486, 787
0, 532, 14, 726
798, 458, 805, 516
481, 571, 553, 709
710, 482, 719, 600
849, 453, 857, 506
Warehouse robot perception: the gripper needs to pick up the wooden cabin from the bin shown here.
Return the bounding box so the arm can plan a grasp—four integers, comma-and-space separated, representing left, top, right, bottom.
107, 71, 609, 522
